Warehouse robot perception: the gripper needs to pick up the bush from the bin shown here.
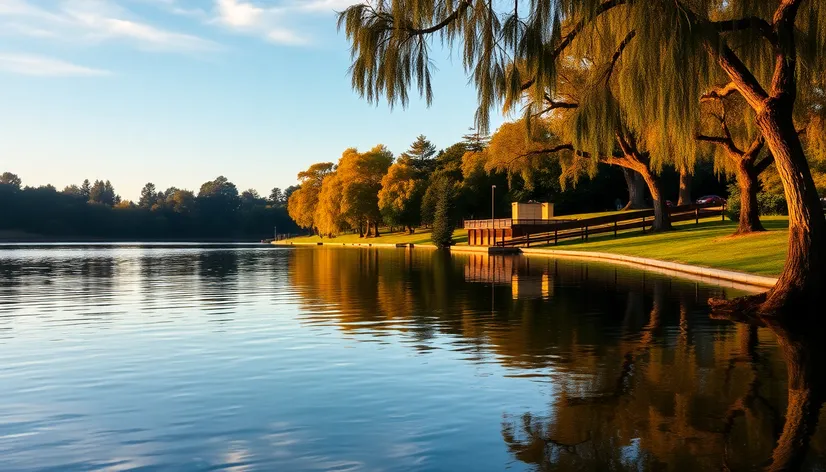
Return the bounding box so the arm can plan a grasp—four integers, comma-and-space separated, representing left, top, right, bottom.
726, 183, 788, 221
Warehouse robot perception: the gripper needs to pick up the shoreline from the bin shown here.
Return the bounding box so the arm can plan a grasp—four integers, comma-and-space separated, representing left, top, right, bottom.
274, 241, 777, 291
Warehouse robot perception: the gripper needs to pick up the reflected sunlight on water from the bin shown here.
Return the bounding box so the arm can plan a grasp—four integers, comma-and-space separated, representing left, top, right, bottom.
0, 244, 823, 471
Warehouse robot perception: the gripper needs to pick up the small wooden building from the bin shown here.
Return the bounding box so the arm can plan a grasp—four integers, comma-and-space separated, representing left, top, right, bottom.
464, 201, 556, 246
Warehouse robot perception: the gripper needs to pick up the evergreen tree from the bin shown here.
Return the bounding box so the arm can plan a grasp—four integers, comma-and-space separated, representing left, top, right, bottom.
430, 176, 456, 249
89, 180, 118, 206
461, 127, 490, 152
80, 179, 91, 199
404, 134, 437, 161
403, 135, 438, 176
139, 182, 158, 209
269, 187, 284, 206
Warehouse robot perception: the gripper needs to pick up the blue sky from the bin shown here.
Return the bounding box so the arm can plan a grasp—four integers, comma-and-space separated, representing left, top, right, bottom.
0, 0, 503, 200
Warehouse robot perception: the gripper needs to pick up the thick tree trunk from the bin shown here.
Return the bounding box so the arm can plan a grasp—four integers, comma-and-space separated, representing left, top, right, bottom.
678, 168, 692, 206
407, 226, 415, 234
373, 222, 380, 237
621, 168, 647, 210
639, 171, 672, 232
756, 102, 826, 315
735, 163, 765, 234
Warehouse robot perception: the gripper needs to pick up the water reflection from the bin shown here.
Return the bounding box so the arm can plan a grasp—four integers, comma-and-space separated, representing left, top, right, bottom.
0, 245, 823, 470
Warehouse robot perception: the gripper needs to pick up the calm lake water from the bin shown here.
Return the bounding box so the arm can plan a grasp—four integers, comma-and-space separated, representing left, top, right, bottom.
0, 244, 824, 471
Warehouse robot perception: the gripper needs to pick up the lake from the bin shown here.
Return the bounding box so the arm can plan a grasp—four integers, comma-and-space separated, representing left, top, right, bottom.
0, 244, 823, 471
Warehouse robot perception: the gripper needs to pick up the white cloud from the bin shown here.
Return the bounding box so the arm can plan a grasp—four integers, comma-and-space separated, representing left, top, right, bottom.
295, 0, 362, 13
0, 0, 219, 53
212, 0, 306, 45
0, 53, 111, 76
266, 28, 305, 45
216, 0, 264, 27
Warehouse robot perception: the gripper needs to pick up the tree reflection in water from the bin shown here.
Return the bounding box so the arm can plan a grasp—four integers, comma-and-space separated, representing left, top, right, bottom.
286, 248, 825, 469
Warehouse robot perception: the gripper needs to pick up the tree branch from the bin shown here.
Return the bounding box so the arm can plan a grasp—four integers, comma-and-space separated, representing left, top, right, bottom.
401, 0, 473, 35
696, 134, 741, 157
701, 82, 740, 102
743, 134, 765, 163
711, 17, 777, 45
707, 42, 770, 110
603, 30, 636, 83
549, 0, 627, 66
755, 152, 775, 175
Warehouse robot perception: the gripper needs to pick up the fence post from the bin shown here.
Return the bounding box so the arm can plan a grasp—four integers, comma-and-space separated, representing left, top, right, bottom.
614, 220, 617, 237
526, 232, 530, 248
722, 203, 726, 221
554, 229, 558, 246
585, 225, 589, 241
642, 216, 646, 233
695, 207, 699, 224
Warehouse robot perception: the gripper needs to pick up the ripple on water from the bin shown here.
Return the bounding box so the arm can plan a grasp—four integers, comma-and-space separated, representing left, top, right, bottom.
0, 245, 817, 470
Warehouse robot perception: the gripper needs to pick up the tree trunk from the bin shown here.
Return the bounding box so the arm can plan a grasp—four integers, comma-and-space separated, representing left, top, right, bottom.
735, 162, 765, 234
373, 222, 380, 237
639, 171, 672, 232
621, 168, 647, 210
678, 168, 692, 206
756, 101, 826, 315
358, 225, 365, 238
407, 226, 415, 234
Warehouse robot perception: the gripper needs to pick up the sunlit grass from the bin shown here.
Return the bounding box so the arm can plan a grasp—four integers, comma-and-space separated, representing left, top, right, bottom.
537, 216, 789, 276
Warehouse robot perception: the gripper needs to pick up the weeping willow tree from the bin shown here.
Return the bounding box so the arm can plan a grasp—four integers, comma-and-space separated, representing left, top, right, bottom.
338, 0, 826, 317
697, 93, 775, 233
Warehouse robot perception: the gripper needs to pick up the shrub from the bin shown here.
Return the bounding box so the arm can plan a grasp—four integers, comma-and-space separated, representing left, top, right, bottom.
726, 183, 788, 221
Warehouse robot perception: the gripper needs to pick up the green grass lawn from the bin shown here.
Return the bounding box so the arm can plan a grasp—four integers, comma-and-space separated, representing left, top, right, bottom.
537, 216, 789, 276
552, 209, 623, 220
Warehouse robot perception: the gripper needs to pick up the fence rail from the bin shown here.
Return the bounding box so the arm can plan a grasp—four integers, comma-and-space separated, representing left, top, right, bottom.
494, 202, 725, 247
463, 218, 577, 229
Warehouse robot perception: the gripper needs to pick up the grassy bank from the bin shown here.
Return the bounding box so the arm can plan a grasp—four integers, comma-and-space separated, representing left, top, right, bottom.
280, 215, 789, 277
538, 216, 789, 276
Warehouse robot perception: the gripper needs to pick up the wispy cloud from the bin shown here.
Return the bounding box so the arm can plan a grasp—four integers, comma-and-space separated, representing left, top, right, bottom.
0, 53, 111, 76
0, 0, 220, 53
213, 0, 306, 45
294, 0, 362, 13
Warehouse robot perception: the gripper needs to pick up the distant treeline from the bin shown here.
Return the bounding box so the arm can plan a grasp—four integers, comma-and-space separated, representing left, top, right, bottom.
0, 173, 298, 241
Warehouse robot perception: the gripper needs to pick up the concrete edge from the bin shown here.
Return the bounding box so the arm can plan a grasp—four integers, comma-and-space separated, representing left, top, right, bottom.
520, 248, 777, 290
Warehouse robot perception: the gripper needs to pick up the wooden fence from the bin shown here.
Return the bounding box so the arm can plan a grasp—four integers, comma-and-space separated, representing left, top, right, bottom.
495, 202, 726, 247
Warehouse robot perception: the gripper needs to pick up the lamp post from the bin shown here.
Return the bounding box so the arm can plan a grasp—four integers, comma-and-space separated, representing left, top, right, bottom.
491, 185, 496, 222
491, 184, 496, 245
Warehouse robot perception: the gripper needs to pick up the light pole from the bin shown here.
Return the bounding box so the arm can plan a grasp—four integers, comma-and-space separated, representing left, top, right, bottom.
491, 184, 496, 245
491, 185, 496, 222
